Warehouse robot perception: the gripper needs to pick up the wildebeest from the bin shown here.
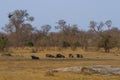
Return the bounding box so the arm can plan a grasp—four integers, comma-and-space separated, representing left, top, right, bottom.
31, 55, 39, 60
56, 53, 65, 58
68, 54, 74, 58
46, 54, 55, 58
76, 54, 83, 58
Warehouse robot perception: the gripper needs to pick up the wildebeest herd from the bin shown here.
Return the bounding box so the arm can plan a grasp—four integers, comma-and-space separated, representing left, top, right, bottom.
31, 53, 83, 60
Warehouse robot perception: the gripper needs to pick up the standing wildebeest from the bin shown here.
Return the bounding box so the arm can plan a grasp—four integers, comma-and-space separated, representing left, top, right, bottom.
31, 55, 39, 60
46, 54, 55, 58
69, 54, 74, 58
76, 54, 83, 58
56, 53, 65, 58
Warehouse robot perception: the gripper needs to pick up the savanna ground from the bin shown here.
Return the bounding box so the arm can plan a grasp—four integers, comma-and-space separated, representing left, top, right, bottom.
0, 47, 120, 80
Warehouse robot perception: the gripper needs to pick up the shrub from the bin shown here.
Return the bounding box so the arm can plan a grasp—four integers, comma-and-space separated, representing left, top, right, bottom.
0, 37, 7, 52
27, 41, 34, 47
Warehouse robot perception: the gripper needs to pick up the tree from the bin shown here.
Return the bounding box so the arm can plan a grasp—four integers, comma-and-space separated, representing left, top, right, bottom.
55, 20, 80, 50
105, 20, 112, 29
55, 20, 70, 48
41, 25, 51, 35
98, 35, 112, 53
4, 10, 34, 47
36, 25, 52, 47
89, 20, 116, 53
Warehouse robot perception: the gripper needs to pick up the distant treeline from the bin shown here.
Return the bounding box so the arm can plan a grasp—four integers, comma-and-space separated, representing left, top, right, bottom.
0, 10, 120, 53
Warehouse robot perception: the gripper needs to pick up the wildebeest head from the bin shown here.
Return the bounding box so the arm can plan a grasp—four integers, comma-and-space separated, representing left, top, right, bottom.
56, 53, 65, 58
69, 53, 74, 58
46, 54, 55, 58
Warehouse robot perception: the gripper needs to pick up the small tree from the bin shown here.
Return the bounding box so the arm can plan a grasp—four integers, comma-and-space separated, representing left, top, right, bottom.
27, 41, 34, 47
98, 35, 111, 53
0, 37, 7, 52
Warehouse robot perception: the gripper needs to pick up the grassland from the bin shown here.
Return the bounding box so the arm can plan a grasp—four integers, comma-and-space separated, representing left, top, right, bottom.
0, 47, 120, 80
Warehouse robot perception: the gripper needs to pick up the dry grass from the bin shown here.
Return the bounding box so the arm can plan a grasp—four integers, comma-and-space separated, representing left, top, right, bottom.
0, 72, 120, 80
0, 47, 120, 80
7, 47, 120, 59
0, 60, 120, 80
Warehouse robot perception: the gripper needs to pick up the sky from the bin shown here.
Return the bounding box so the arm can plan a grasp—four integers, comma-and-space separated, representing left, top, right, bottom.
0, 0, 120, 31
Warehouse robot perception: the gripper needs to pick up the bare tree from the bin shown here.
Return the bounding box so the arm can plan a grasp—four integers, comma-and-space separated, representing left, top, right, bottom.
105, 20, 112, 29
89, 20, 116, 53
41, 24, 51, 35
55, 20, 81, 50
4, 10, 34, 47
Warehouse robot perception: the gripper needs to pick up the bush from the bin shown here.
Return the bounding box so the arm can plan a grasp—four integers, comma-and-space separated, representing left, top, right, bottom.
0, 37, 7, 52
27, 41, 34, 47
62, 41, 70, 48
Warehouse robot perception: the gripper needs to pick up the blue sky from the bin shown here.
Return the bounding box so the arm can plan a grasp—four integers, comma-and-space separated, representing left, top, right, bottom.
0, 0, 120, 31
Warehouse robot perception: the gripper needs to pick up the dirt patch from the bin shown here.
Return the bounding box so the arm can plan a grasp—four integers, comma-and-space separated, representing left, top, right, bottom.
53, 65, 120, 76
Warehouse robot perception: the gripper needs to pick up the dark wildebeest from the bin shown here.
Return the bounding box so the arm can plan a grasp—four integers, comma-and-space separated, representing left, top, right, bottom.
31, 55, 39, 60
76, 54, 83, 58
46, 54, 55, 58
56, 53, 65, 58
69, 54, 74, 58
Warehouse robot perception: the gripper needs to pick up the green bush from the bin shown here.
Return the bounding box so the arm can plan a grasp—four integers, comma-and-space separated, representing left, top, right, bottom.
0, 37, 7, 52
27, 41, 34, 47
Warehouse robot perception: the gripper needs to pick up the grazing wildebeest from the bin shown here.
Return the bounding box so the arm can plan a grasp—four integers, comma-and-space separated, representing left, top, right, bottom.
56, 53, 65, 58
69, 54, 74, 58
31, 55, 39, 60
46, 54, 55, 58
76, 54, 83, 58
